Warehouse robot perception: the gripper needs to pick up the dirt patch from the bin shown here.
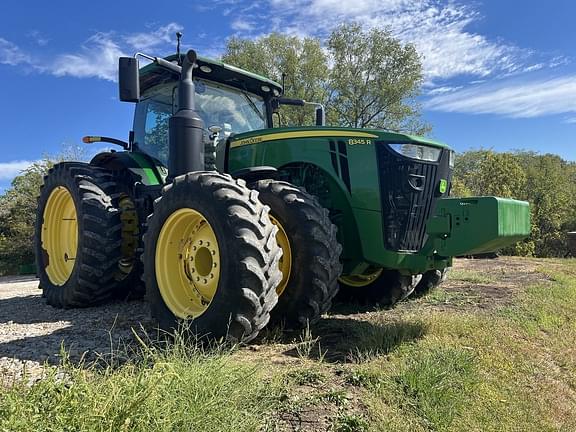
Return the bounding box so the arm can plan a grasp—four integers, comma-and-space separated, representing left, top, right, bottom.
426, 256, 550, 311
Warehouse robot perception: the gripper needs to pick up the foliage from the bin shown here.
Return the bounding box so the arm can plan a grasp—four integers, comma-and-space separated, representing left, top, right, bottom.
327, 23, 429, 134
451, 149, 576, 257
0, 146, 86, 275
222, 23, 428, 134
0, 161, 51, 275
224, 33, 329, 127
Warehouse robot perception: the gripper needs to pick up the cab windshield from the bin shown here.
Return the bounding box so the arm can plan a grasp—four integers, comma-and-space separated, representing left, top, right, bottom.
134, 79, 267, 165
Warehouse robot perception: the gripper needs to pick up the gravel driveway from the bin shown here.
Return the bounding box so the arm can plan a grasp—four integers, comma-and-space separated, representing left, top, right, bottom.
0, 276, 150, 385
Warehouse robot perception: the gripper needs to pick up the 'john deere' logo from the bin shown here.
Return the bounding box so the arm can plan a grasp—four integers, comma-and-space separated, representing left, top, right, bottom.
234, 136, 263, 146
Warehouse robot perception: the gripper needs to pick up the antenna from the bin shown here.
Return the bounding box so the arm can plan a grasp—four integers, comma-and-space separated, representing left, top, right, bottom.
176, 32, 183, 65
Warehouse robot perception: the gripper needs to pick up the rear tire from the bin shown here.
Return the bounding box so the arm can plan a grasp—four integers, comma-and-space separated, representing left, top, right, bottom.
338, 269, 421, 307
142, 172, 282, 343
35, 162, 129, 308
251, 180, 342, 329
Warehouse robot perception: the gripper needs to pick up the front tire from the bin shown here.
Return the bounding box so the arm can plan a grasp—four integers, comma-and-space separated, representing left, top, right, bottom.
251, 180, 342, 329
338, 269, 421, 307
143, 172, 282, 343
412, 269, 449, 297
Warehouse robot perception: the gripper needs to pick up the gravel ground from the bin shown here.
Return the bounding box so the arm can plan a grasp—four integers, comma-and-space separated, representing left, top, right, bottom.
0, 276, 151, 385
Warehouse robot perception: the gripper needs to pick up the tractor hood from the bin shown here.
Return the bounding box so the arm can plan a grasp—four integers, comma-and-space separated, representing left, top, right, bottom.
230, 127, 451, 150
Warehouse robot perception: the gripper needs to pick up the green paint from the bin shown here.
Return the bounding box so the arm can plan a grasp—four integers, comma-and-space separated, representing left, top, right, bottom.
439, 179, 448, 194
127, 152, 162, 185
228, 127, 530, 275
429, 197, 531, 257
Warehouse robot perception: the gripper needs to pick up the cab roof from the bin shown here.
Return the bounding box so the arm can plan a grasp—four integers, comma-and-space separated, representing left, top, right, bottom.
139, 54, 283, 98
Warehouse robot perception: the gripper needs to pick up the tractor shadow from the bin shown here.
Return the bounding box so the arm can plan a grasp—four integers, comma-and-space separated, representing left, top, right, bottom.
260, 316, 427, 363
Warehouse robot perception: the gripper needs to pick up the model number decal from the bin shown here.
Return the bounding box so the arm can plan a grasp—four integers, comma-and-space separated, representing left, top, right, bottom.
348, 138, 373, 146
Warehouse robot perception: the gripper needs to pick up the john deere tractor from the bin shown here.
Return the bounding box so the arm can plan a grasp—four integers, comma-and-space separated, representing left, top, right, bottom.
34, 44, 530, 342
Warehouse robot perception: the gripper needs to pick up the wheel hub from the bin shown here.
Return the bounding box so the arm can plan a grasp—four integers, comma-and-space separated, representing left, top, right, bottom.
155, 208, 220, 319
41, 186, 78, 286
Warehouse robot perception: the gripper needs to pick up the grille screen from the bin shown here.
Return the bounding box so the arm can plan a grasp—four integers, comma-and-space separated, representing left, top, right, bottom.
376, 142, 448, 252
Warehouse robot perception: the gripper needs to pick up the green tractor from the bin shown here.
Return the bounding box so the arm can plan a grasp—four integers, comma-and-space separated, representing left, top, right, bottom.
34, 43, 531, 342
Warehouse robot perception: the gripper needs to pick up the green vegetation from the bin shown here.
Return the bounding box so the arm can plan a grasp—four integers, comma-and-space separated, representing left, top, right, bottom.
223, 23, 429, 134
0, 147, 85, 275
0, 160, 51, 275
2, 258, 576, 431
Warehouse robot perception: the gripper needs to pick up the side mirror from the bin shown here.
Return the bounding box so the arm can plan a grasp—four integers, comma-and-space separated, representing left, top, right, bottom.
118, 57, 140, 102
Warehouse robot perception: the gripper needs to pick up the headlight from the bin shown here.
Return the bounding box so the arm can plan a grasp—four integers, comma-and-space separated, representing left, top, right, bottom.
449, 150, 455, 168
388, 143, 441, 162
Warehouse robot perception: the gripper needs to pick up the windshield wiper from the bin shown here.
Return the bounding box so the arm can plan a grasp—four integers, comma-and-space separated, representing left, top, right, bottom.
242, 92, 264, 120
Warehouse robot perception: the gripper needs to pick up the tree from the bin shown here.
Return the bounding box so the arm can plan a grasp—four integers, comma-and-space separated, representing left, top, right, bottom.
223, 34, 329, 126
327, 23, 428, 134
0, 145, 87, 275
0, 161, 51, 274
222, 24, 429, 134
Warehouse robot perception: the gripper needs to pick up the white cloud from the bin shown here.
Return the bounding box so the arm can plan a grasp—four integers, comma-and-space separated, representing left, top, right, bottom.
27, 30, 50, 47
50, 33, 126, 81
0, 23, 184, 82
427, 85, 462, 96
231, 18, 255, 31
0, 160, 38, 180
0, 38, 30, 66
124, 23, 184, 51
425, 75, 576, 119
229, 0, 553, 83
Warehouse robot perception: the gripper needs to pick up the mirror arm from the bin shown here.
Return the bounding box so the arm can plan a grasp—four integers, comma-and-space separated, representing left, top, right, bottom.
135, 52, 182, 75
83, 136, 130, 150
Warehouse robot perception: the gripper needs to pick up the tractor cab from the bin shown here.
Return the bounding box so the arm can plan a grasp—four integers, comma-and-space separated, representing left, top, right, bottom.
130, 55, 280, 167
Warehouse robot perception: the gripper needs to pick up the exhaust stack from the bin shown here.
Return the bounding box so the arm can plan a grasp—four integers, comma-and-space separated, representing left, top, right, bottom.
168, 49, 205, 178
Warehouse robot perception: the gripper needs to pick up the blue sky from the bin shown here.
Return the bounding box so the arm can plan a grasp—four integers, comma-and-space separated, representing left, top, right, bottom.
0, 0, 574, 192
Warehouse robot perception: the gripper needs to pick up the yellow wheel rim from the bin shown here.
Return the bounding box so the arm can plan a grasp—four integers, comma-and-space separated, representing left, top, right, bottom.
269, 215, 292, 296
41, 186, 78, 285
155, 208, 220, 319
339, 268, 383, 287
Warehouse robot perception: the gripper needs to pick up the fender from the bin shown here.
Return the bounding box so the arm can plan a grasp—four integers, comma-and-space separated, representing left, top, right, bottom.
90, 151, 166, 186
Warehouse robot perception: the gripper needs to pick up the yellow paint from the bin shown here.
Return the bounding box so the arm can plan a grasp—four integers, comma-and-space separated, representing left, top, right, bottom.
41, 186, 78, 285
269, 215, 292, 296
339, 268, 383, 287
155, 208, 220, 319
231, 130, 379, 148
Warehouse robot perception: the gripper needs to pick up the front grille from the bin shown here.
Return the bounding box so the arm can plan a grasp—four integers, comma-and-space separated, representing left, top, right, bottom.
376, 142, 449, 252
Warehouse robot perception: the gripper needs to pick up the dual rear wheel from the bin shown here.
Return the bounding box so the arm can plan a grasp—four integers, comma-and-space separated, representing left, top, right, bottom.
143, 176, 342, 340
35, 163, 141, 308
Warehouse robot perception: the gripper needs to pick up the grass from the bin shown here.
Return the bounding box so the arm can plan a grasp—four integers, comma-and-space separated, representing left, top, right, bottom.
2, 258, 576, 431
448, 269, 497, 284
0, 335, 284, 432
